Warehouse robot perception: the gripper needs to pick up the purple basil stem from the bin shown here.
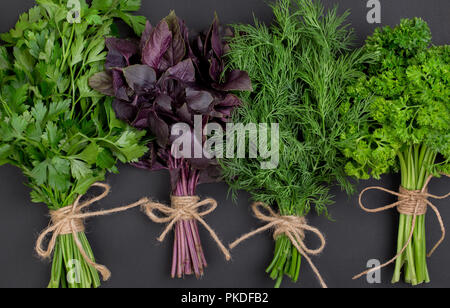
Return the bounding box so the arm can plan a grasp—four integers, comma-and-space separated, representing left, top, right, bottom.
89, 11, 252, 279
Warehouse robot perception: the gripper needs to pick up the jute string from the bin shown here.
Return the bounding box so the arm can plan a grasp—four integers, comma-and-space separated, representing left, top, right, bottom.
353, 174, 450, 280
229, 202, 328, 288
35, 183, 150, 281
142, 196, 231, 260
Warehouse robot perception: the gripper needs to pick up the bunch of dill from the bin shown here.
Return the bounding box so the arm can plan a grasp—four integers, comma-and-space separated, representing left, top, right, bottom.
220, 0, 372, 287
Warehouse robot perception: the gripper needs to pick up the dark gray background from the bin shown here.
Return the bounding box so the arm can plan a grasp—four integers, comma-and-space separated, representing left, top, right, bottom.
0, 0, 449, 288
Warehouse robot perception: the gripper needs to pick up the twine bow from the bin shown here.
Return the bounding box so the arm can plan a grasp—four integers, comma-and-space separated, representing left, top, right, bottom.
142, 196, 231, 261
35, 183, 150, 281
229, 202, 328, 288
353, 174, 450, 280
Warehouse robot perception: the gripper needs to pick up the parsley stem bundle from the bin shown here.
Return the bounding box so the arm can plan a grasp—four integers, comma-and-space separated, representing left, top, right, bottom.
0, 0, 148, 288
49, 233, 101, 288
392, 145, 436, 284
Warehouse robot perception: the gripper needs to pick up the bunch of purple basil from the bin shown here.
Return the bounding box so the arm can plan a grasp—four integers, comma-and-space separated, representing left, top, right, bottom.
90, 11, 252, 278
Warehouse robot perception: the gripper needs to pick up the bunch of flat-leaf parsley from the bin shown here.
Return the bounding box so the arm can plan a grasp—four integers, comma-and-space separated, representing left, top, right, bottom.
0, 0, 147, 288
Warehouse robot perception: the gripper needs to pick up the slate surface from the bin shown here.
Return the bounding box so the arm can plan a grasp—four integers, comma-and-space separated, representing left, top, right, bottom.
0, 0, 449, 288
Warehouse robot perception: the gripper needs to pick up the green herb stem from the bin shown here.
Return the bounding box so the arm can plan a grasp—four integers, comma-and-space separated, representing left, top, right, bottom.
393, 144, 436, 285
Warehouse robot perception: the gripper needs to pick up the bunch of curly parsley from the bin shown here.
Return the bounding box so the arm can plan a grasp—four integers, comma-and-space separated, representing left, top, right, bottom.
343, 18, 449, 285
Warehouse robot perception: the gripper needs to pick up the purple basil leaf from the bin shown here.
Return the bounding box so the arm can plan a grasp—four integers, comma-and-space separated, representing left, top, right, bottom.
214, 70, 253, 91
106, 49, 127, 69
112, 69, 130, 101
148, 111, 170, 148
208, 57, 222, 82
181, 19, 197, 65
209, 94, 242, 121
142, 20, 172, 71
160, 11, 186, 70
192, 14, 252, 97
203, 19, 212, 57
105, 38, 138, 67
123, 64, 157, 93
166, 58, 196, 83
155, 94, 173, 114
89, 72, 114, 96
133, 107, 152, 129
176, 103, 193, 124
210, 15, 224, 58
186, 88, 214, 113
157, 59, 196, 93
196, 36, 204, 57
217, 93, 242, 107
112, 99, 136, 122
140, 21, 153, 51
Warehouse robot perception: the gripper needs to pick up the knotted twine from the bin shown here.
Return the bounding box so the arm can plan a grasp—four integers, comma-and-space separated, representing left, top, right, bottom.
35, 183, 150, 281
229, 202, 328, 288
142, 196, 231, 260
353, 174, 450, 280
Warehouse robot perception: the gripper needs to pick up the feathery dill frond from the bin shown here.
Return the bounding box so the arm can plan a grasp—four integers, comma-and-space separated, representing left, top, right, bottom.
220, 0, 374, 286
221, 0, 370, 217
